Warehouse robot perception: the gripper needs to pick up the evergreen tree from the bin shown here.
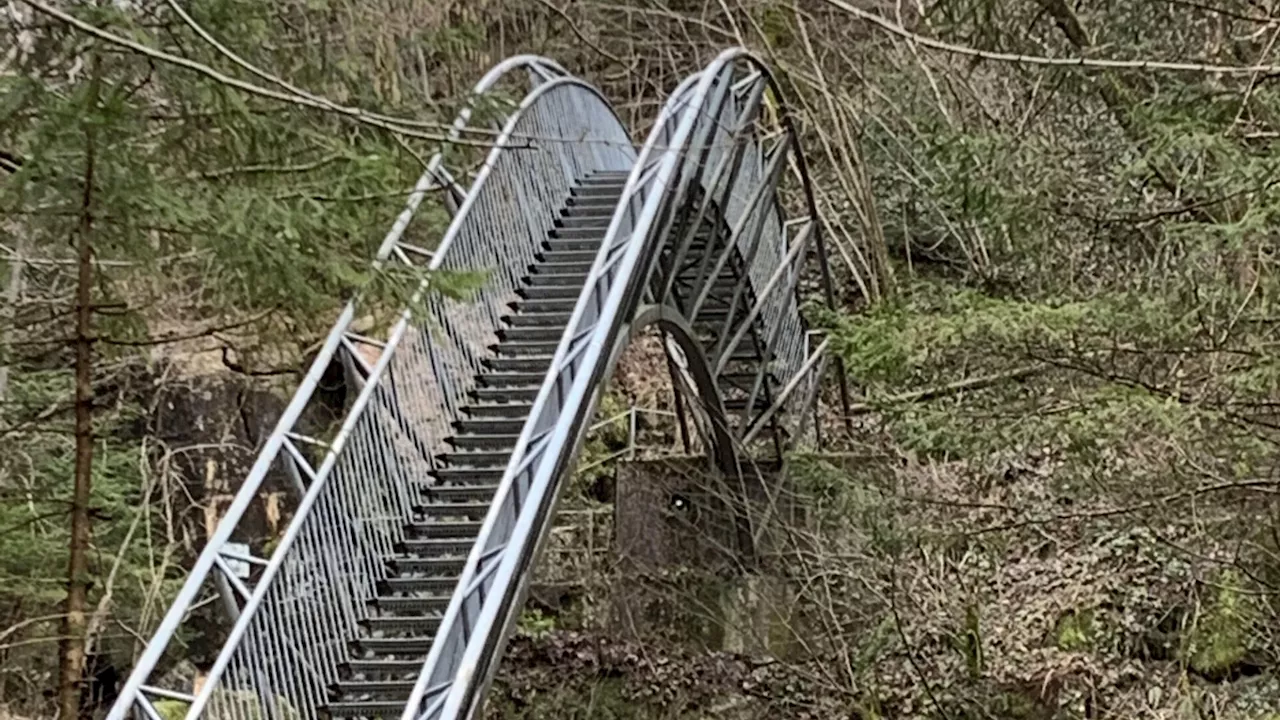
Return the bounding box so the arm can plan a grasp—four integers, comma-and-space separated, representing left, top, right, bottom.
2, 1, 456, 713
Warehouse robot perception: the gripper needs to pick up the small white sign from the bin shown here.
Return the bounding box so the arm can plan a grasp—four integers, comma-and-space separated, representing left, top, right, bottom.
223, 542, 252, 579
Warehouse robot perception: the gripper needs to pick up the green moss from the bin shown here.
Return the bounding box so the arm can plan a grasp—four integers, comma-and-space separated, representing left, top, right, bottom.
1188, 569, 1255, 676
153, 700, 190, 720
1054, 607, 1096, 651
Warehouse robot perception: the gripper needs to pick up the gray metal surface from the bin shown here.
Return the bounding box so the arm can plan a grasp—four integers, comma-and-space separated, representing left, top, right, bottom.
107, 49, 839, 720
403, 48, 837, 720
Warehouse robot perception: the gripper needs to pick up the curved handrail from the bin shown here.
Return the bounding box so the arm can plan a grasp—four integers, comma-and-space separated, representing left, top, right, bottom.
104, 54, 585, 720
109, 48, 836, 720
402, 70, 705, 720
187, 75, 631, 720
404, 47, 838, 720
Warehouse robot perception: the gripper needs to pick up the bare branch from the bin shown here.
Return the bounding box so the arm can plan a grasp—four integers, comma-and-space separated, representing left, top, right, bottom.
822, 0, 1280, 74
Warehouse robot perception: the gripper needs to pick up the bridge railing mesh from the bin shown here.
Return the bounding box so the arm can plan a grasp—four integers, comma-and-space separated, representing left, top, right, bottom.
404, 48, 834, 720
105, 56, 632, 720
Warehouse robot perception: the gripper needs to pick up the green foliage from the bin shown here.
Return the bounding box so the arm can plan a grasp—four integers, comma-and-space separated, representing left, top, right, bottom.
949, 603, 984, 679
517, 608, 558, 640
1054, 607, 1096, 652
754, 4, 795, 49
826, 284, 1092, 387
0, 372, 181, 671
789, 454, 904, 555
1187, 570, 1256, 677
152, 700, 191, 720
570, 391, 631, 500
1, 0, 459, 707
1, 0, 452, 342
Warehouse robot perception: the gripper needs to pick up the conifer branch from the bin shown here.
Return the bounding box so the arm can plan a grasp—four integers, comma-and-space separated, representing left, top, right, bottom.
0, 150, 21, 174
19, 0, 497, 147
191, 154, 346, 180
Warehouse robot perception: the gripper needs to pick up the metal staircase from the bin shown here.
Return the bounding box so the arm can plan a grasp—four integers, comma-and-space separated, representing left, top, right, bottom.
107, 50, 847, 720
326, 171, 628, 717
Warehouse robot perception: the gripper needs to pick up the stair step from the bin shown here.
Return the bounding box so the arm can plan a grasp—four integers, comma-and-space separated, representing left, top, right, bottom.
460, 401, 536, 418
447, 432, 522, 449
397, 538, 475, 556
530, 260, 594, 276
497, 325, 566, 343
556, 215, 613, 229
455, 416, 527, 434
537, 250, 598, 266
676, 273, 748, 288
723, 396, 771, 411
693, 308, 735, 322
490, 339, 560, 356
324, 700, 410, 718
415, 500, 492, 520
372, 594, 453, 614
560, 206, 617, 220
576, 175, 628, 186
359, 614, 443, 635
330, 679, 417, 698
469, 386, 539, 404
660, 233, 719, 250
720, 346, 774, 362
482, 356, 552, 373
351, 636, 434, 655
428, 466, 506, 485
549, 227, 608, 240
420, 483, 500, 503
405, 519, 482, 538
522, 272, 587, 288
502, 311, 572, 328
509, 298, 577, 315
718, 371, 779, 387
543, 237, 601, 252
438, 449, 512, 466
477, 370, 547, 387
381, 576, 460, 594
342, 659, 424, 678
388, 555, 469, 574
571, 184, 626, 198
517, 285, 583, 300
565, 195, 624, 209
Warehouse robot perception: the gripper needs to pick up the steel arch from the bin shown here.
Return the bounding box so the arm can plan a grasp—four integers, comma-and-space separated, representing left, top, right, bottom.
107, 48, 843, 720
405, 47, 844, 720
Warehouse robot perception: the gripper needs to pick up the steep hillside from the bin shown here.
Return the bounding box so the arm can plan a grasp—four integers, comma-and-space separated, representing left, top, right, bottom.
5, 0, 1280, 718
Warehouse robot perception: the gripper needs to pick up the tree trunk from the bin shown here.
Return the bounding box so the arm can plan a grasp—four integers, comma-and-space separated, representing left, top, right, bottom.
0, 228, 25, 407
57, 56, 100, 720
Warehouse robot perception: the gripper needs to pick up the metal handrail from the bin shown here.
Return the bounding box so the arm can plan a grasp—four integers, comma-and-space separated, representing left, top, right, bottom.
110, 48, 838, 720
404, 47, 836, 720
104, 54, 589, 720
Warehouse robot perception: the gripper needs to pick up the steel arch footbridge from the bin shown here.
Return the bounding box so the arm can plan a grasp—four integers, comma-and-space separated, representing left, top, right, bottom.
108, 49, 847, 720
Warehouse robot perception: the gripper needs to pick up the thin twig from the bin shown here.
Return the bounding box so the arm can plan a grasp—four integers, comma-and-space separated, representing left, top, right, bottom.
162, 0, 449, 132
969, 478, 1280, 536
822, 0, 1280, 74
845, 364, 1047, 415
20, 0, 491, 146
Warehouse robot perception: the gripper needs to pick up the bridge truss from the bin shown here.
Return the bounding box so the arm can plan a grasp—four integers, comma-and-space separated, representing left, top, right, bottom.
107, 48, 846, 720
